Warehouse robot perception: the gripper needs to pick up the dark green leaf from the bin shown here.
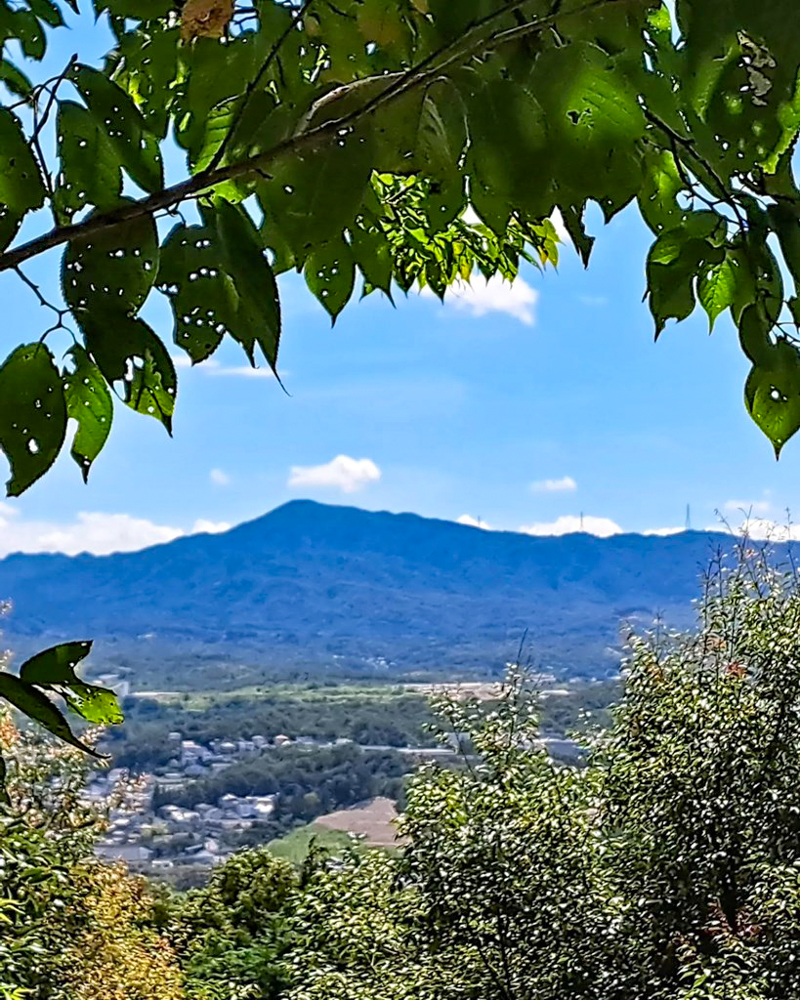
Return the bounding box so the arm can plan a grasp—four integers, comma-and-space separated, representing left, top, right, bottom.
19, 641, 92, 684
0, 345, 67, 497
351, 220, 393, 296
71, 63, 163, 193
26, 0, 63, 27
62, 345, 113, 482
305, 236, 356, 321
0, 107, 46, 214
55, 101, 123, 220
0, 58, 33, 97
78, 312, 176, 431
745, 339, 800, 457
61, 204, 159, 316
0, 674, 101, 757
215, 201, 281, 371
157, 223, 230, 363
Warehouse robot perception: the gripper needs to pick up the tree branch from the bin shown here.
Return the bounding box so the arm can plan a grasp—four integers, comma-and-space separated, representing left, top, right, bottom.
0, 0, 644, 275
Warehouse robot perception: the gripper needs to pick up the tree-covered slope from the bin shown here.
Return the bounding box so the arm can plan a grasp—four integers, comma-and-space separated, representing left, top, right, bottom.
0, 501, 751, 678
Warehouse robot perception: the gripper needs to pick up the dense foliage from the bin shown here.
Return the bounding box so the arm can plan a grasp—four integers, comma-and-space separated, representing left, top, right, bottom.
153, 742, 408, 834
10, 550, 800, 997
1, 0, 800, 503
109, 688, 439, 772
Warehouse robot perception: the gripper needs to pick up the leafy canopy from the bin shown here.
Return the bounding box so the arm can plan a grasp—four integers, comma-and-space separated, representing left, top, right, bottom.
0, 0, 799, 487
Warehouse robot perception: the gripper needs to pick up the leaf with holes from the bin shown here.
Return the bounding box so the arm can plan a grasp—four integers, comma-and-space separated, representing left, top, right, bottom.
698, 253, 738, 330
157, 222, 232, 363
70, 63, 163, 194
0, 674, 102, 757
62, 346, 113, 482
305, 236, 356, 322
258, 130, 373, 258
79, 312, 176, 432
61, 204, 158, 316
745, 339, 800, 457
215, 201, 281, 371
20, 640, 123, 726
55, 101, 122, 221
351, 220, 393, 296
0, 107, 46, 214
0, 345, 67, 497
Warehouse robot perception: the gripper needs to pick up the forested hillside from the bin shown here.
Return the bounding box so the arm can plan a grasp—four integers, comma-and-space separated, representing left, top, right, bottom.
0, 501, 750, 679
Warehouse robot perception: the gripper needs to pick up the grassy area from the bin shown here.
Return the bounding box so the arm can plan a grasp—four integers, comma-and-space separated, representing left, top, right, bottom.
135, 681, 416, 711
267, 823, 355, 863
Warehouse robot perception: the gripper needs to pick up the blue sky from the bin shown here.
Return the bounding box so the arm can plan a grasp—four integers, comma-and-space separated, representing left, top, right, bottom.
0, 15, 796, 555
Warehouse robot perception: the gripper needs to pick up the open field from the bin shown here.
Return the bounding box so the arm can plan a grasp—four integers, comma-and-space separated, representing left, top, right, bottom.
315, 796, 405, 849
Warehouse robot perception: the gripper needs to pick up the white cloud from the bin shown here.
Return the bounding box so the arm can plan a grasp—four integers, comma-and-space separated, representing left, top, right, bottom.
170, 356, 273, 379
705, 517, 800, 542
422, 274, 539, 326
456, 514, 493, 530
643, 526, 686, 536
518, 515, 623, 538
0, 511, 231, 557
191, 519, 231, 535
531, 476, 577, 494
210, 468, 230, 486
208, 365, 273, 379
723, 499, 771, 516
288, 455, 381, 494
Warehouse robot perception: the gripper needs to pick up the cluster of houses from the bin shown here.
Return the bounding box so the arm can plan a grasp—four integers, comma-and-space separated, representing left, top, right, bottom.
89, 731, 307, 870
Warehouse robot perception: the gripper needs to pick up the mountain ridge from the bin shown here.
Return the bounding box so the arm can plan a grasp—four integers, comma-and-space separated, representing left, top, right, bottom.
0, 501, 751, 682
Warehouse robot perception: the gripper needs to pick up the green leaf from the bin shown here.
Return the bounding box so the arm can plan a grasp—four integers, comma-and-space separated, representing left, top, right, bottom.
0, 674, 101, 757
0, 107, 46, 214
61, 204, 159, 316
71, 63, 163, 193
157, 222, 230, 364
738, 305, 774, 366
20, 641, 123, 726
55, 101, 123, 220
13, 8, 45, 58
305, 236, 356, 322
351, 220, 393, 296
26, 0, 63, 27
19, 641, 92, 684
78, 313, 176, 431
258, 129, 373, 257
745, 339, 800, 457
559, 204, 595, 268
0, 58, 33, 97
771, 204, 800, 286
215, 201, 281, 371
698, 254, 738, 330
63, 683, 123, 725
62, 345, 113, 482
0, 345, 67, 497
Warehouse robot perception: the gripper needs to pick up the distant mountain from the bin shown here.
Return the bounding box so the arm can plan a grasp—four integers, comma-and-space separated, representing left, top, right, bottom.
0, 501, 748, 684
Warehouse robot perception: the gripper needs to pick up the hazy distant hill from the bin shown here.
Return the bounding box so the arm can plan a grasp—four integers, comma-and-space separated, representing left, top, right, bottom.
0, 501, 748, 683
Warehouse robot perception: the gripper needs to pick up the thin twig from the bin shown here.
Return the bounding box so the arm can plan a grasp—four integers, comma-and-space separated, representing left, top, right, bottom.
208, 0, 318, 171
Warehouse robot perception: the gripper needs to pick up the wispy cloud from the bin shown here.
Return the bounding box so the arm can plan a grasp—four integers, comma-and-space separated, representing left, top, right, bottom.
723, 499, 771, 516
531, 476, 577, 494
288, 455, 381, 494
519, 515, 622, 538
0, 509, 230, 557
210, 468, 230, 486
170, 356, 274, 379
